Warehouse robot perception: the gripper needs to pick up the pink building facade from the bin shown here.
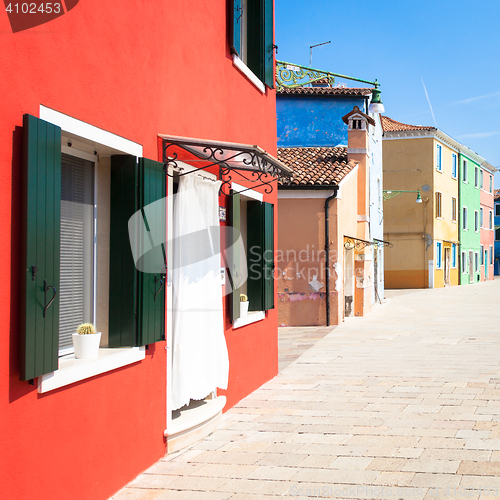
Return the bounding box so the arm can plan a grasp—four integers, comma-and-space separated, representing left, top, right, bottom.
480, 166, 496, 281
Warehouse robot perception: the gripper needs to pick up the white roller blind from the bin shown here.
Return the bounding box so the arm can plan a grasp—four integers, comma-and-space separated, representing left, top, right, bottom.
59, 154, 94, 353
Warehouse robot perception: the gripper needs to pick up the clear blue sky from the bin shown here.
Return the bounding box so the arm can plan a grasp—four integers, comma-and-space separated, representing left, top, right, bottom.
275, 0, 500, 186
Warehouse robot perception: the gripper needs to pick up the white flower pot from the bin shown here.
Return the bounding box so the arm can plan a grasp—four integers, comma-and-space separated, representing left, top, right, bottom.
72, 332, 101, 359
240, 301, 249, 318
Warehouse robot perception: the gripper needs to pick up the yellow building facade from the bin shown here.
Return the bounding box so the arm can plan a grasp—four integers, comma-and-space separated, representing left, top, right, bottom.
382, 117, 459, 288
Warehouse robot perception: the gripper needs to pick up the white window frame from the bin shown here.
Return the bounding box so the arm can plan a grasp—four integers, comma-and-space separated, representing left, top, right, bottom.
490, 210, 493, 230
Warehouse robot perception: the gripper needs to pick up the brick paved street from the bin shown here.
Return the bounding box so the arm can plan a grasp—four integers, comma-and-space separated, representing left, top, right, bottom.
113, 279, 500, 500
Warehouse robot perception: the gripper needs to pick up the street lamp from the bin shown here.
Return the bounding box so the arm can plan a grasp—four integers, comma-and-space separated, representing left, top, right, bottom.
383, 190, 422, 203
368, 83, 385, 114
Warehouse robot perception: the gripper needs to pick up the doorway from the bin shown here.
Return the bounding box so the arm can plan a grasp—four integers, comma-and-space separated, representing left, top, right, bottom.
344, 245, 354, 317
444, 247, 451, 285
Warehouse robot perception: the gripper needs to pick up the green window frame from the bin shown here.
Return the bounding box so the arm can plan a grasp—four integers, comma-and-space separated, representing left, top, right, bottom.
20, 115, 165, 381
231, 0, 275, 88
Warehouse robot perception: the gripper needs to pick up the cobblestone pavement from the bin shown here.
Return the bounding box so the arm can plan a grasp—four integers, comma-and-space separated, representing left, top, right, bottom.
112, 279, 500, 500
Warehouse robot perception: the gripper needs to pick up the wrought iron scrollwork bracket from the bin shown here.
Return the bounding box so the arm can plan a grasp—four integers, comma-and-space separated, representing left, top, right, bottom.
162, 140, 290, 198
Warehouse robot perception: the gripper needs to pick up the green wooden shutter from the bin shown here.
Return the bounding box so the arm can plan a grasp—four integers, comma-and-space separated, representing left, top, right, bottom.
247, 200, 274, 312
229, 191, 241, 322
262, 201, 274, 310
262, 0, 274, 88
109, 156, 165, 347
20, 114, 61, 381
109, 156, 138, 347
137, 158, 166, 345
231, 0, 242, 56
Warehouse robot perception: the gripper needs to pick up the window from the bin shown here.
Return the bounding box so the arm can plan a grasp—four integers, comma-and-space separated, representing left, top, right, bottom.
231, 0, 274, 88
452, 244, 457, 268
20, 114, 164, 381
490, 211, 493, 229
475, 210, 479, 232
436, 241, 442, 269
496, 228, 500, 240
475, 167, 479, 188
497, 204, 500, 217
480, 169, 484, 189
480, 208, 483, 228
481, 245, 484, 266
490, 246, 494, 265
463, 159, 468, 182
229, 190, 274, 324
463, 207, 468, 230
461, 251, 466, 273
435, 192, 442, 218
452, 197, 457, 222
59, 153, 96, 355
490, 175, 493, 194
475, 252, 479, 272
452, 154, 457, 178
436, 144, 442, 172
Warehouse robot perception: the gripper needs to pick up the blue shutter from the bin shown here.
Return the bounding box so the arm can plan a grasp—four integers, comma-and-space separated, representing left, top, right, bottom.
231, 0, 242, 56
263, 0, 274, 88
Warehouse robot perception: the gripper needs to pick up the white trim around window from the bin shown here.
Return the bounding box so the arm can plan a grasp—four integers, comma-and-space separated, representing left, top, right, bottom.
232, 54, 266, 94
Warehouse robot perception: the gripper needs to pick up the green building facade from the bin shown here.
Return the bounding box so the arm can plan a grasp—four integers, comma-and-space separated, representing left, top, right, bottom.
459, 153, 481, 284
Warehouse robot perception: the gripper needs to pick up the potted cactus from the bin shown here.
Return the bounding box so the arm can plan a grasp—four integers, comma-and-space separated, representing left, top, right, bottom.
72, 323, 101, 359
240, 293, 249, 318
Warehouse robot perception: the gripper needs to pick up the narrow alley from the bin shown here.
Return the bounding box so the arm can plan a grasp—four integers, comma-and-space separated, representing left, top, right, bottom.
114, 279, 500, 500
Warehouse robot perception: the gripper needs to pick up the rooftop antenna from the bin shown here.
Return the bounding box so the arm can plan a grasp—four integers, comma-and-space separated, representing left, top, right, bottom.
309, 41, 331, 67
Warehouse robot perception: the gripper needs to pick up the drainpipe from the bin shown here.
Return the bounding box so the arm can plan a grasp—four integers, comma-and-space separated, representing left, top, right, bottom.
325, 187, 339, 326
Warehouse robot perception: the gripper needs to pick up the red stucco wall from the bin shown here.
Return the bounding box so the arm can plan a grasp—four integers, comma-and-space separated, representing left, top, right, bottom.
0, 2, 277, 499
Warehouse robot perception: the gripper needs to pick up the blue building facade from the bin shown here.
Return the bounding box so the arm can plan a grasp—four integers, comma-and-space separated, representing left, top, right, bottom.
277, 86, 385, 304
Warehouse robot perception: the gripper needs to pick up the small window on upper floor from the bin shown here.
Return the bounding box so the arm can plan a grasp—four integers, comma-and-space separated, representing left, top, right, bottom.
451, 153, 457, 179
475, 167, 479, 188
436, 144, 442, 172
231, 0, 274, 88
480, 169, 484, 189
496, 204, 500, 217
435, 192, 442, 218
490, 175, 493, 193
463, 159, 468, 182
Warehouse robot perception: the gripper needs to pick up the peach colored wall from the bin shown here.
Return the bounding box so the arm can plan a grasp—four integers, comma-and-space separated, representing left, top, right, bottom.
277, 196, 330, 326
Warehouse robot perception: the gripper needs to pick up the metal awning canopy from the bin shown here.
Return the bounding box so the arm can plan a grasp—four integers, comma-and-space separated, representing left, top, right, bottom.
160, 134, 292, 196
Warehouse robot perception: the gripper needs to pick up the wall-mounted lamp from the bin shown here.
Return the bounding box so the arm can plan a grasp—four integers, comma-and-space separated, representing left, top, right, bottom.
368, 84, 385, 114
383, 190, 422, 203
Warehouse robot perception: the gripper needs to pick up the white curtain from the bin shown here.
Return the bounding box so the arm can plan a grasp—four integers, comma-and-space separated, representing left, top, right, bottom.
171, 174, 229, 411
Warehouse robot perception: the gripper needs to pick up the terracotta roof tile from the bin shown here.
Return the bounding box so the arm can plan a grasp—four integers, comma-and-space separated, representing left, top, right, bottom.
277, 147, 357, 187
278, 86, 373, 96
381, 115, 436, 133
494, 189, 500, 201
